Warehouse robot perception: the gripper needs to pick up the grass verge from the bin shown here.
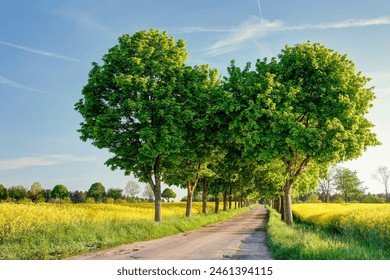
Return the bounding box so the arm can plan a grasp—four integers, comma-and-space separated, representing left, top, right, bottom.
265, 207, 390, 260
0, 206, 252, 260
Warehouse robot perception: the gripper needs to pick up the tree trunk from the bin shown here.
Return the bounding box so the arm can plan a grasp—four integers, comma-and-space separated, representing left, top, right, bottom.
214, 193, 220, 213
325, 192, 330, 203
201, 179, 208, 215
150, 177, 162, 222
223, 191, 228, 211
150, 155, 162, 222
228, 187, 232, 209
276, 196, 281, 213
280, 195, 285, 221
283, 179, 294, 225
186, 181, 197, 218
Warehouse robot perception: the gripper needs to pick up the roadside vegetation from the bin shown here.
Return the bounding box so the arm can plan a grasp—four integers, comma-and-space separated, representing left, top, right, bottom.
0, 202, 252, 260
266, 205, 390, 260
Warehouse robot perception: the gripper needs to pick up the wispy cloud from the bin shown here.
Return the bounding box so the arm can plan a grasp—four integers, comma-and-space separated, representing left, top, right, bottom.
206, 17, 283, 56
196, 16, 390, 56
54, 8, 110, 34
0, 40, 80, 62
0, 74, 52, 95
0, 154, 95, 170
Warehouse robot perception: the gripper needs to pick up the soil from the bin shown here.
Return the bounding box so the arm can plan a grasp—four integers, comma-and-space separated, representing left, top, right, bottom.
66, 205, 273, 260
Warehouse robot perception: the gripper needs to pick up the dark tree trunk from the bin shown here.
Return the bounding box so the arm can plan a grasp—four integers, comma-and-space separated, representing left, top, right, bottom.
223, 191, 228, 211
283, 179, 294, 225
228, 186, 232, 209
201, 179, 208, 215
280, 195, 285, 221
214, 193, 220, 213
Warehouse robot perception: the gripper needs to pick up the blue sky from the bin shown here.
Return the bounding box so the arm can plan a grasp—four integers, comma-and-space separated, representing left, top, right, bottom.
0, 0, 389, 198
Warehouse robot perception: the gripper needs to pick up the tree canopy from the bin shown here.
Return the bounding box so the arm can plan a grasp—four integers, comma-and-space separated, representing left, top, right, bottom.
75, 29, 189, 222
51, 184, 70, 201
75, 30, 380, 225
335, 167, 365, 202
87, 182, 106, 202
161, 188, 176, 202
224, 42, 380, 224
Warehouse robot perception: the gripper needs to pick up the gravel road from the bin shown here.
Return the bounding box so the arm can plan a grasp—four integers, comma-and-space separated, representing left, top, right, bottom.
67, 205, 273, 260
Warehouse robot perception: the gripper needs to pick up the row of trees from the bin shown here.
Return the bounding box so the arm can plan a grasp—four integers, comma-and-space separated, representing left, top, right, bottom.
0, 181, 160, 204
75, 29, 380, 224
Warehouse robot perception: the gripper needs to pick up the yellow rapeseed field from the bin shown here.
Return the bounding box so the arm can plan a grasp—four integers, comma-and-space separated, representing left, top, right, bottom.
0, 202, 211, 237
292, 203, 390, 249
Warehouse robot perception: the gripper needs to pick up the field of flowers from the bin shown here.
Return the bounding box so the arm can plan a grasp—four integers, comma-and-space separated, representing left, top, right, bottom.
0, 202, 249, 259
292, 203, 390, 250
0, 202, 213, 238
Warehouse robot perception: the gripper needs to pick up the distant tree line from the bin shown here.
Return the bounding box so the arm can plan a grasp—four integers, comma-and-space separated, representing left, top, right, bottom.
0, 180, 157, 204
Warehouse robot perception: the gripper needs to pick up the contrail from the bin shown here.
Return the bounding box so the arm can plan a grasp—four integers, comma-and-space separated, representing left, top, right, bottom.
0, 39, 80, 62
257, 0, 264, 24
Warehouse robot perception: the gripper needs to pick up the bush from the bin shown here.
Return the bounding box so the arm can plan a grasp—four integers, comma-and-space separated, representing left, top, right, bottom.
362, 195, 385, 203
305, 194, 322, 203
332, 195, 345, 203
86, 198, 95, 204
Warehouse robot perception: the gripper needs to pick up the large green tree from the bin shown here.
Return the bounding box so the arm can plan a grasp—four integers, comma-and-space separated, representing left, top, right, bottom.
87, 182, 106, 202
75, 29, 188, 222
161, 188, 176, 202
226, 42, 380, 224
335, 167, 365, 202
51, 184, 70, 202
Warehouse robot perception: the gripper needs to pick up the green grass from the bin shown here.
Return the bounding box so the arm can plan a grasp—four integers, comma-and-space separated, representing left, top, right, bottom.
0, 206, 252, 260
265, 207, 390, 260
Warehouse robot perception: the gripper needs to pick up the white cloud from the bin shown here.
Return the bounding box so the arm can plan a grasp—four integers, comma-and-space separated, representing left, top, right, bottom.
199, 16, 390, 56
0, 154, 95, 170
0, 40, 80, 62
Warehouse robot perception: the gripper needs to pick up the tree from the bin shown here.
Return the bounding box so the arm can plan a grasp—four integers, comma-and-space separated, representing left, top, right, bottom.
30, 182, 44, 203
70, 190, 87, 203
305, 193, 322, 203
161, 188, 176, 202
124, 181, 140, 198
225, 42, 380, 224
87, 182, 106, 202
51, 184, 70, 202
334, 167, 364, 202
75, 29, 188, 222
164, 64, 222, 217
372, 166, 389, 201
142, 183, 155, 202
0, 184, 7, 201
8, 185, 26, 202
107, 188, 123, 201
317, 165, 337, 202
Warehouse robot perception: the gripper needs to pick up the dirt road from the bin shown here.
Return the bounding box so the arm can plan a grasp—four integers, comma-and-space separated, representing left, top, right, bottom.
67, 205, 273, 260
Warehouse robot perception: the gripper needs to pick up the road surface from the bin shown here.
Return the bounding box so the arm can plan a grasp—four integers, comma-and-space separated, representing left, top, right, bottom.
67, 205, 273, 260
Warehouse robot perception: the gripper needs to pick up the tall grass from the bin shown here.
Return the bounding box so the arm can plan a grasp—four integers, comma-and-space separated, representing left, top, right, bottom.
0, 203, 252, 260
265, 207, 390, 260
